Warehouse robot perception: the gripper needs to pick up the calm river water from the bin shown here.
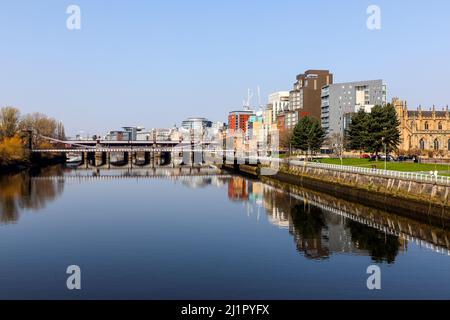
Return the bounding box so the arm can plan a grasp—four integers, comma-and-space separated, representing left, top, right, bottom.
0, 165, 449, 299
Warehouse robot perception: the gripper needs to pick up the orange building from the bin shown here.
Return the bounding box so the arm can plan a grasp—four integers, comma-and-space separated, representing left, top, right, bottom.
228, 110, 254, 133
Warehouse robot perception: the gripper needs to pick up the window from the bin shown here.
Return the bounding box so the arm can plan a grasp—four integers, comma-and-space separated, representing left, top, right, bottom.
438, 122, 443, 130
448, 139, 450, 151
424, 122, 429, 130
434, 139, 440, 151
419, 139, 425, 150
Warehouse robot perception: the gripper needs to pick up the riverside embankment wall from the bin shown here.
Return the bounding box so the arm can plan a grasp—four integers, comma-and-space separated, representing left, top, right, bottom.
222, 162, 450, 224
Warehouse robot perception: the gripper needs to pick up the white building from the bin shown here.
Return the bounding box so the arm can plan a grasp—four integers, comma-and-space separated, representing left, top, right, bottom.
269, 91, 290, 123
321, 80, 387, 136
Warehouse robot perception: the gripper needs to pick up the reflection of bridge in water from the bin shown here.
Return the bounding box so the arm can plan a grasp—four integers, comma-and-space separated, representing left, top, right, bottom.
32, 166, 227, 181
32, 173, 232, 182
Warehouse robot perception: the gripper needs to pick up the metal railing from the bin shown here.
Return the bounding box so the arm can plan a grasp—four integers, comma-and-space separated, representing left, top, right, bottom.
282, 159, 450, 186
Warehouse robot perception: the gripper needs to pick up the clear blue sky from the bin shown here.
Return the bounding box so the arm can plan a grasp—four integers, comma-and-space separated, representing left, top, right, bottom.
1, 0, 449, 136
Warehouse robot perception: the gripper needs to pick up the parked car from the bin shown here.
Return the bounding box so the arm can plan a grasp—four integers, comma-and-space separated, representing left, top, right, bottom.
360, 154, 370, 159
379, 155, 394, 161
396, 155, 412, 162
370, 154, 394, 161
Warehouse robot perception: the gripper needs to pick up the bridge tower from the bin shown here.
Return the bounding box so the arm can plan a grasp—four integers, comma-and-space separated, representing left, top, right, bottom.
21, 129, 33, 162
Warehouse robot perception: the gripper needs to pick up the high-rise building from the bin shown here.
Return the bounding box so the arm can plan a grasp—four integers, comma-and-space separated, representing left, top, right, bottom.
321, 80, 387, 137
289, 70, 333, 120
228, 110, 254, 133
269, 91, 290, 122
284, 110, 298, 130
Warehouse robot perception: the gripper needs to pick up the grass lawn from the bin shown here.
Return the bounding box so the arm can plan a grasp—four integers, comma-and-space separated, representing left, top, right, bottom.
316, 158, 450, 174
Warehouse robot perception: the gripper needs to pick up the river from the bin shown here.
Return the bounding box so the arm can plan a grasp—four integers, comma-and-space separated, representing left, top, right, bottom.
0, 165, 449, 299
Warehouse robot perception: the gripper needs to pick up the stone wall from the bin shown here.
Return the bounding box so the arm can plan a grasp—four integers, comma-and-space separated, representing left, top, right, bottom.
273, 163, 450, 224
281, 164, 449, 203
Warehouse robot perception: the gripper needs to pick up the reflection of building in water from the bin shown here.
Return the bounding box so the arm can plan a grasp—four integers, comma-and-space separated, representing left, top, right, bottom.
287, 195, 405, 262
288, 204, 375, 260
227, 179, 407, 263
289, 203, 331, 259
228, 177, 249, 201
248, 181, 263, 204
181, 177, 213, 189
261, 185, 291, 229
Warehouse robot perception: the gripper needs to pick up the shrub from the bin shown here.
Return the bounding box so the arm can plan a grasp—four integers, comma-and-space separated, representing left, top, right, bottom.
0, 135, 26, 166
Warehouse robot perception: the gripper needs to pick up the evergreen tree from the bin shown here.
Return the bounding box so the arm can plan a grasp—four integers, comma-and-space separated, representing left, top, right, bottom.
291, 116, 326, 156
346, 109, 369, 152
366, 104, 401, 155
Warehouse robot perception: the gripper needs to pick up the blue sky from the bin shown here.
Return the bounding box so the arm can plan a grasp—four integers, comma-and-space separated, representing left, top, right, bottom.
1, 0, 449, 136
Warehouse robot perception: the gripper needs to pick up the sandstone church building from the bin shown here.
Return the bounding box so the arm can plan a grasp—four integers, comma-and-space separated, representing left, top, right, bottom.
394, 98, 450, 156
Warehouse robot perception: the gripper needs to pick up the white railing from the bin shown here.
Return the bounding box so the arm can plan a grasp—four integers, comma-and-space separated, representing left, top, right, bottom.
251, 156, 450, 185
281, 159, 450, 186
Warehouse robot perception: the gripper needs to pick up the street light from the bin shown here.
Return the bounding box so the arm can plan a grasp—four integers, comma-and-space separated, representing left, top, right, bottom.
384, 139, 387, 170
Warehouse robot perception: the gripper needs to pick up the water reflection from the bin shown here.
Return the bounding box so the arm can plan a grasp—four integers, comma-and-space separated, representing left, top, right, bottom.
1, 167, 449, 265
226, 176, 449, 262
0, 166, 65, 224
346, 221, 401, 264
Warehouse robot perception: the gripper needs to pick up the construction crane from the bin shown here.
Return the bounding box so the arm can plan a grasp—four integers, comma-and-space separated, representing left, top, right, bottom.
256, 85, 265, 114
242, 89, 254, 111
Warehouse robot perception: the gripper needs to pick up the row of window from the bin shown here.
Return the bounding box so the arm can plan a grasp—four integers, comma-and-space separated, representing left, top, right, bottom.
411, 121, 444, 130
418, 138, 450, 151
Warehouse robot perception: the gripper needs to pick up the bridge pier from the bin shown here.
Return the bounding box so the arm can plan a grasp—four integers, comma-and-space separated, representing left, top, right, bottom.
83, 152, 89, 169
127, 152, 135, 169
106, 152, 111, 169
95, 151, 103, 167
155, 152, 160, 166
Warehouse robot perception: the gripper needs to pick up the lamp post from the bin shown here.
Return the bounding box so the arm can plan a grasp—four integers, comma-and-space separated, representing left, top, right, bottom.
384, 139, 387, 170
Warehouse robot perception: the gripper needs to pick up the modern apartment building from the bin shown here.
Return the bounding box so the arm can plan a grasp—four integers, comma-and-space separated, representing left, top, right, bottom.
284, 110, 298, 130
321, 80, 387, 137
228, 110, 254, 133
269, 91, 290, 122
289, 70, 333, 120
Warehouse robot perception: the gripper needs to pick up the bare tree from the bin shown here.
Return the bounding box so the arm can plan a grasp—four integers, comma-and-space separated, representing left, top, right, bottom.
0, 107, 21, 139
